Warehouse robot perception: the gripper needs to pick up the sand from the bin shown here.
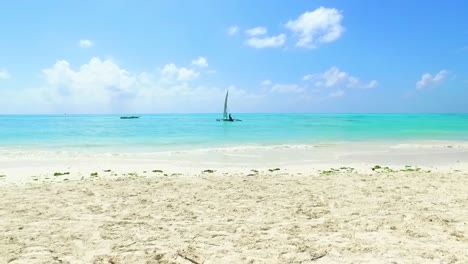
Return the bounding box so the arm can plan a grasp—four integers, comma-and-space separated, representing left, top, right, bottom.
1, 141, 468, 263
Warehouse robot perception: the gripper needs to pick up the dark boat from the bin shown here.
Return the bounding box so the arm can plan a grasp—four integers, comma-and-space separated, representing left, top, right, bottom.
120, 116, 140, 119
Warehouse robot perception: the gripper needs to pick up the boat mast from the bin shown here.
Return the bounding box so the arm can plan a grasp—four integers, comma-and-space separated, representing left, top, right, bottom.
223, 90, 229, 119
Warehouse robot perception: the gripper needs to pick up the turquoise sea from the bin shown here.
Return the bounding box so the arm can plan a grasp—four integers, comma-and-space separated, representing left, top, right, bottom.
1, 114, 468, 151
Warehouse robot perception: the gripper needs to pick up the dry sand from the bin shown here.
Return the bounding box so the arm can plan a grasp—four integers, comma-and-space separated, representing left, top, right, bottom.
1, 142, 468, 263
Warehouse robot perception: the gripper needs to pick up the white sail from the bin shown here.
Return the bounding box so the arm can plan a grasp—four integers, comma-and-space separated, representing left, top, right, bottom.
223, 90, 229, 119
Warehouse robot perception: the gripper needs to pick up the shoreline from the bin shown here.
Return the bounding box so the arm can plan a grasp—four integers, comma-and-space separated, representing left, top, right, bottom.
1, 140, 468, 185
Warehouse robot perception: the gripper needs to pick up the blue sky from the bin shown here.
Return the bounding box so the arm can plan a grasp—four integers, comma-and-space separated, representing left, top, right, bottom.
0, 0, 467, 113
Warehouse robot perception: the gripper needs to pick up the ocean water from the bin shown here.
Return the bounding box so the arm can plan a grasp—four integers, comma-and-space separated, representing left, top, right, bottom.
1, 114, 468, 151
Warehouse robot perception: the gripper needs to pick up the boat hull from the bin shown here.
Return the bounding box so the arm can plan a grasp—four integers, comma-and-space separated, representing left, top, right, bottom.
216, 119, 242, 122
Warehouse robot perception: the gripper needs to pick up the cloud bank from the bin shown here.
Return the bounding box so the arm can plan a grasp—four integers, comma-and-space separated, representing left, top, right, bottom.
416, 70, 448, 89
286, 7, 345, 48
245, 34, 286, 49
238, 7, 344, 50
191, 57, 208, 68
243, 26, 286, 48
303, 67, 378, 89
0, 57, 262, 113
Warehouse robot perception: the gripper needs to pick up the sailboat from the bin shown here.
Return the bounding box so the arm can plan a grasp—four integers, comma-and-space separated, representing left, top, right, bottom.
216, 90, 241, 122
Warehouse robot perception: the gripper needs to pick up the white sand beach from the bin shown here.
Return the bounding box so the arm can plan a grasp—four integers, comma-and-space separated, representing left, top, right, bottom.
1, 141, 468, 263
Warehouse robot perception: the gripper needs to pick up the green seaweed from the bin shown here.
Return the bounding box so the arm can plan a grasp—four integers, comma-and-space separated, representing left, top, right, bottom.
202, 169, 215, 173
400, 165, 422, 172
383, 166, 395, 172
90, 172, 98, 177
152, 169, 164, 173
320, 170, 335, 175
54, 172, 69, 176
103, 169, 111, 172
371, 165, 397, 173
248, 169, 260, 176
339, 167, 355, 173
268, 168, 280, 172
319, 167, 356, 175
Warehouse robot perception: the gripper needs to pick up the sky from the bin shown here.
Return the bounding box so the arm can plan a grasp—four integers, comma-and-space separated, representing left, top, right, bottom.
0, 0, 467, 114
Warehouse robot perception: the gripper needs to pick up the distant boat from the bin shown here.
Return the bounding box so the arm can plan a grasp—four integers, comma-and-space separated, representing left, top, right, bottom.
216, 90, 241, 122
120, 116, 140, 119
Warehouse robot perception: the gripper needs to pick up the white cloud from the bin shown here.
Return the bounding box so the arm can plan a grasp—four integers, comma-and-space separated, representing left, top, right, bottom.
42, 58, 138, 104
243, 26, 286, 49
79, 39, 94, 48
228, 25, 239, 36
270, 83, 304, 94
161, 63, 199, 82
245, 33, 286, 48
245, 26, 267, 36
304, 66, 378, 89
260, 79, 305, 94
178, 67, 199, 81
416, 70, 449, 90
329, 90, 345, 98
43, 58, 135, 89
29, 57, 254, 113
191, 56, 208, 68
34, 57, 144, 113
6, 56, 359, 113
366, 80, 379, 89
285, 7, 344, 48
0, 69, 10, 80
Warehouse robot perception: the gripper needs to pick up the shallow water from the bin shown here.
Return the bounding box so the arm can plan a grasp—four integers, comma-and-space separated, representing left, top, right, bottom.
1, 114, 468, 151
